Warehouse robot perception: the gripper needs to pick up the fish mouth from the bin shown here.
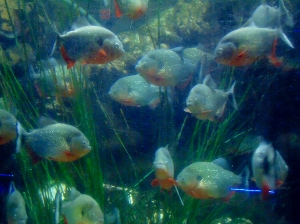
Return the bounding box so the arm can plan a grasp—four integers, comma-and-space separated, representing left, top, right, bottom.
16, 219, 27, 224
93, 219, 104, 224
154, 163, 167, 169
135, 64, 142, 73
121, 99, 138, 106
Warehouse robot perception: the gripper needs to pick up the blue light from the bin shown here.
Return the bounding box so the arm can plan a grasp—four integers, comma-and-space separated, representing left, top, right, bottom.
231, 188, 275, 194
0, 174, 14, 177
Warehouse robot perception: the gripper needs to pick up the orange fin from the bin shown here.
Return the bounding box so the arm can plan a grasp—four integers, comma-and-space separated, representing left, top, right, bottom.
237, 50, 247, 58
262, 183, 271, 200
272, 38, 278, 56
64, 151, 75, 157
60, 45, 76, 69
167, 178, 176, 186
27, 148, 42, 164
149, 98, 160, 109
268, 55, 282, 67
114, 0, 122, 18
268, 38, 282, 67
99, 48, 107, 56
276, 180, 283, 188
151, 179, 159, 187
64, 215, 68, 224
201, 110, 212, 115
223, 191, 235, 202
34, 81, 45, 97
190, 190, 199, 198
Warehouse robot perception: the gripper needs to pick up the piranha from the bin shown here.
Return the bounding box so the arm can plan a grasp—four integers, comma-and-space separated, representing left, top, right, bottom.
104, 0, 148, 19
214, 26, 294, 67
24, 117, 91, 163
6, 182, 28, 224
55, 17, 124, 69
184, 75, 238, 122
56, 187, 104, 224
251, 140, 288, 199
151, 145, 176, 191
135, 49, 193, 87
176, 162, 243, 199
0, 109, 23, 153
30, 58, 74, 98
243, 0, 294, 29
108, 74, 161, 108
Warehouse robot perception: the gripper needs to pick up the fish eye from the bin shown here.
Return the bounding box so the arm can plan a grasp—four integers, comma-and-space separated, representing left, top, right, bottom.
82, 141, 86, 145
197, 175, 202, 181
195, 98, 199, 103
143, 62, 147, 68
114, 43, 120, 49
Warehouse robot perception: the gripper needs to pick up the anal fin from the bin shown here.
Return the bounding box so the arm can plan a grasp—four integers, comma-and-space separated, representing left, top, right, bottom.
60, 45, 76, 69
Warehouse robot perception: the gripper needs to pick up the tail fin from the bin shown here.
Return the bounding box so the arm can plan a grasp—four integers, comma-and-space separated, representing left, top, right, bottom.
50, 23, 61, 57
15, 122, 25, 154
240, 165, 250, 190
8, 181, 16, 194
227, 81, 238, 110
105, 207, 121, 224
54, 189, 62, 224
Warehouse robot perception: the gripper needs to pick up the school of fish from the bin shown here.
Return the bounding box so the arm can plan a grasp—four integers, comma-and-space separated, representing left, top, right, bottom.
0, 0, 296, 222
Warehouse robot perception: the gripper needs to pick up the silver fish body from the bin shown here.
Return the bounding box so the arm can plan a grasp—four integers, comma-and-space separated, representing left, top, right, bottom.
185, 78, 236, 122
30, 59, 74, 98
243, 0, 294, 28
57, 18, 124, 68
176, 162, 241, 199
108, 74, 161, 108
116, 0, 148, 19
24, 118, 91, 162
135, 49, 191, 86
153, 145, 174, 180
214, 26, 293, 66
62, 190, 104, 224
6, 182, 28, 224
251, 140, 288, 191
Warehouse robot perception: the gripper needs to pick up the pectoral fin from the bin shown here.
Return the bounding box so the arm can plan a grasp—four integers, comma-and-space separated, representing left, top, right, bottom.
237, 50, 247, 58
151, 179, 159, 187
114, 0, 122, 18
99, 48, 107, 56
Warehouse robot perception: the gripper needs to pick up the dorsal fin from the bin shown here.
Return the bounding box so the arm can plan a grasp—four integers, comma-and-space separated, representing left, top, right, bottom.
38, 117, 58, 128
9, 181, 16, 194
65, 187, 81, 201
203, 74, 217, 89
71, 17, 91, 30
